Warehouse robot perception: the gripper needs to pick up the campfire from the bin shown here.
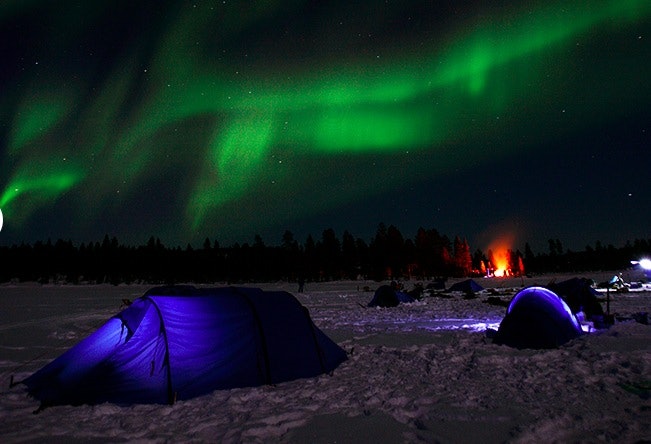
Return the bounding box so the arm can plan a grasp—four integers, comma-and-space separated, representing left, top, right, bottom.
485, 233, 523, 277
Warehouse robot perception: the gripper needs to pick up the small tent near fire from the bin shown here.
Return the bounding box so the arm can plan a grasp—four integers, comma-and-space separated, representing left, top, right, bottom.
22, 286, 347, 408
493, 286, 583, 349
447, 279, 484, 294
367, 284, 415, 307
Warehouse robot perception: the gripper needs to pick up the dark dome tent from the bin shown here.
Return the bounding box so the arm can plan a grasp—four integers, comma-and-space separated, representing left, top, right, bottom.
21, 286, 347, 408
447, 279, 484, 294
547, 277, 603, 319
367, 285, 415, 307
493, 286, 583, 349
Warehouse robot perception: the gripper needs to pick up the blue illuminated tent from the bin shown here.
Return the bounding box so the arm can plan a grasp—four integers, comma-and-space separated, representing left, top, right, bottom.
493, 286, 583, 349
22, 286, 347, 408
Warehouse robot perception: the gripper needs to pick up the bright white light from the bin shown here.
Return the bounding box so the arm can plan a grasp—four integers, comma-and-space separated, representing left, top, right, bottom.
638, 258, 651, 270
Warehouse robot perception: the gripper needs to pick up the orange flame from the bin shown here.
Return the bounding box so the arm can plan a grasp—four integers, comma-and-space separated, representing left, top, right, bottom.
491, 250, 510, 277
487, 233, 515, 278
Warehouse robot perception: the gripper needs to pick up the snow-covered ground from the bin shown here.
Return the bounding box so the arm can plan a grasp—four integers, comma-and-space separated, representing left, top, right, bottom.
1, 273, 649, 443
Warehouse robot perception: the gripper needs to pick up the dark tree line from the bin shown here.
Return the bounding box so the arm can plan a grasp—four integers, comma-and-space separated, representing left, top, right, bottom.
0, 225, 649, 284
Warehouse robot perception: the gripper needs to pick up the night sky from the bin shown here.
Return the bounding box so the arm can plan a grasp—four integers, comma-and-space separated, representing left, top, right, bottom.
1, 0, 650, 252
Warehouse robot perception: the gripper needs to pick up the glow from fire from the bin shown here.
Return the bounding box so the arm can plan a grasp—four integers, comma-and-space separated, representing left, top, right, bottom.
492, 252, 510, 277
487, 234, 515, 277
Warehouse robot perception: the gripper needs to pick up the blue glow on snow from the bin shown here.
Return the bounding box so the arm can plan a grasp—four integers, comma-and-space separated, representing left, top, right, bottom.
351, 317, 502, 333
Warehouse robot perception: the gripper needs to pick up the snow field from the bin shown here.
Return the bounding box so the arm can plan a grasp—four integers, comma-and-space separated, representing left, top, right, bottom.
0, 278, 649, 443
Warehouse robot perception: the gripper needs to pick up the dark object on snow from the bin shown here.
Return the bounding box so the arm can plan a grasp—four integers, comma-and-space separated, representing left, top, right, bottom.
484, 296, 511, 307
367, 284, 415, 307
633, 312, 649, 325
618, 381, 651, 400
547, 277, 603, 319
447, 279, 484, 294
22, 286, 347, 407
426, 278, 447, 290
493, 286, 583, 349
616, 312, 649, 325
407, 283, 424, 300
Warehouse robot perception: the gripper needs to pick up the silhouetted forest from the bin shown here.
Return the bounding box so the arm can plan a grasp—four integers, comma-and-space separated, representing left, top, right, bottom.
1, 224, 649, 284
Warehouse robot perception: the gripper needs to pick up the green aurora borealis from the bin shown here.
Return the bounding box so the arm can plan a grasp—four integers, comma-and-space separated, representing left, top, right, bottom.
1, 0, 650, 248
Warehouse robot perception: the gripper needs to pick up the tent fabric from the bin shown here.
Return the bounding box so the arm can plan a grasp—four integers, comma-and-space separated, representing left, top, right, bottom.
23, 286, 347, 407
494, 286, 583, 349
367, 285, 415, 307
546, 277, 603, 318
447, 279, 484, 294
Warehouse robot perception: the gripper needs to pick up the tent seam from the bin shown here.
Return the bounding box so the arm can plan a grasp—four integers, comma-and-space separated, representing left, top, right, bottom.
230, 287, 273, 385
143, 296, 175, 405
